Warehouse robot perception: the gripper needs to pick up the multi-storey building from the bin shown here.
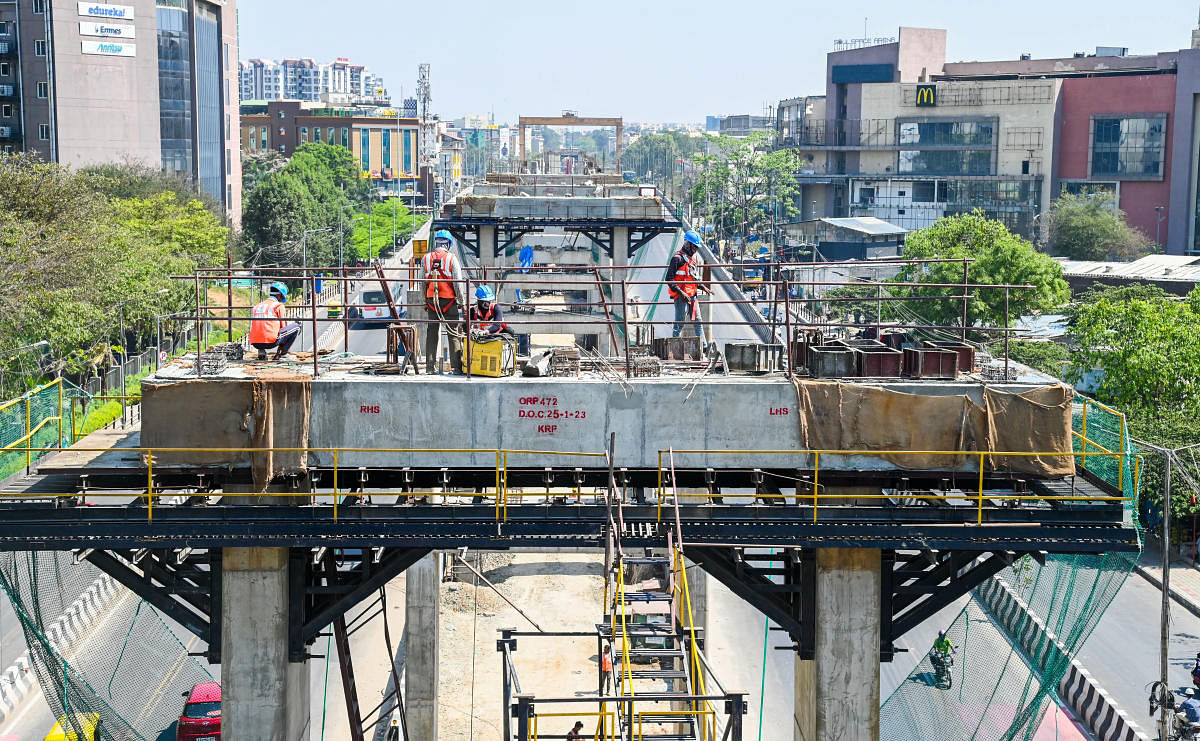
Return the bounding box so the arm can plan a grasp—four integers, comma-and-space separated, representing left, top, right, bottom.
0, 0, 241, 223
239, 57, 388, 106
240, 100, 420, 199
777, 26, 1200, 253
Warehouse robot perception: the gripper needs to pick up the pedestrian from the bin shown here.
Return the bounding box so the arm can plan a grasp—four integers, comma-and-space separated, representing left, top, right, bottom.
421, 230, 464, 374
566, 720, 585, 740
249, 282, 301, 361
600, 644, 613, 695
667, 229, 711, 353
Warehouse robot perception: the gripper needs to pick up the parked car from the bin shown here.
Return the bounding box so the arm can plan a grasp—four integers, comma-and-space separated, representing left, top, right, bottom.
177, 681, 221, 741
44, 713, 100, 741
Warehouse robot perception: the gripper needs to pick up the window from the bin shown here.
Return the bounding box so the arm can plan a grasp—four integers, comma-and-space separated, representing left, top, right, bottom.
327, 127, 334, 144
0, 22, 8, 34
898, 150, 992, 175
225, 148, 231, 174
898, 120, 994, 147
1, 105, 10, 117
248, 128, 256, 150
0, 63, 8, 77
260, 126, 267, 149
341, 127, 348, 148
1090, 115, 1166, 179
312, 126, 321, 143
360, 128, 369, 171
278, 110, 286, 119
34, 40, 46, 57
35, 81, 47, 99
32, 0, 45, 13
227, 183, 232, 208
300, 126, 308, 142
912, 182, 936, 202
38, 123, 49, 140
225, 113, 230, 140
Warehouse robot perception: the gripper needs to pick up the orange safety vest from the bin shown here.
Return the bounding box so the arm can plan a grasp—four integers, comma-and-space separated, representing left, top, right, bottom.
422, 247, 457, 300
668, 250, 698, 299
248, 298, 285, 344
601, 651, 613, 672
470, 304, 507, 333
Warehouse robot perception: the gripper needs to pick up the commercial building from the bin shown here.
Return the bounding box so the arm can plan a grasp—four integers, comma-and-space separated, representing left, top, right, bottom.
238, 57, 388, 106
776, 26, 1200, 253
0, 0, 241, 223
240, 99, 420, 200
782, 216, 906, 261
718, 114, 772, 138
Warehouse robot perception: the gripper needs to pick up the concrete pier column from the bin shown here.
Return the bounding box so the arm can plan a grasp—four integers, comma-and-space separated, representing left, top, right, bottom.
611, 226, 630, 356
405, 552, 441, 739
794, 548, 880, 741
221, 547, 310, 741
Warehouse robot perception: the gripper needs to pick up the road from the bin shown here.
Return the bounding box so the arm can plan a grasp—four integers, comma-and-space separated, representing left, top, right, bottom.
1074, 570, 1200, 734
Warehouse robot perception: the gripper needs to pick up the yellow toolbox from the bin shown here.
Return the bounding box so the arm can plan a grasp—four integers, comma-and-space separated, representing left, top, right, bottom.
467, 337, 515, 377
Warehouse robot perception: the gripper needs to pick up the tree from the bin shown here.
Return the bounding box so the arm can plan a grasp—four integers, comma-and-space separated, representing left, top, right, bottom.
81, 160, 225, 217
347, 198, 427, 263
241, 151, 287, 194
1046, 191, 1151, 260
995, 339, 1068, 377
294, 142, 369, 204
1068, 288, 1200, 409
891, 211, 1069, 328
689, 133, 804, 250
540, 126, 562, 152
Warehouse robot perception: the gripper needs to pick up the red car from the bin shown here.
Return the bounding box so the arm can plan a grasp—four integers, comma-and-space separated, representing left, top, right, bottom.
177, 681, 221, 741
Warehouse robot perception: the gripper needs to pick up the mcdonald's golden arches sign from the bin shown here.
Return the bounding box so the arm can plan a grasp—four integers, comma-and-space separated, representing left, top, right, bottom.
915, 84, 937, 107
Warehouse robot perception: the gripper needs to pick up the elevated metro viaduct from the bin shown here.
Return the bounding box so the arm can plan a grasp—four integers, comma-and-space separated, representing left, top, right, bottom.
3, 364, 1138, 741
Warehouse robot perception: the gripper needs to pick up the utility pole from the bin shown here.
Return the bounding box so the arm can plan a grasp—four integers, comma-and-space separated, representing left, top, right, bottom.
1161, 451, 1173, 741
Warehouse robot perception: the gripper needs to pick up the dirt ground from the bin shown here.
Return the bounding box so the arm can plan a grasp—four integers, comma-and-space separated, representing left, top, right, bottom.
438, 552, 606, 740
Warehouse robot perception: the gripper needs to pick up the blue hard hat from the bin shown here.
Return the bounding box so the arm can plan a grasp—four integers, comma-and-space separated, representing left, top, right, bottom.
683, 229, 702, 247
434, 229, 453, 244
475, 285, 496, 302
269, 282, 288, 301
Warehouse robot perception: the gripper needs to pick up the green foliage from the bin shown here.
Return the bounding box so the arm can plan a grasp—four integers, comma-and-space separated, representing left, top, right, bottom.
540, 126, 562, 152
240, 151, 286, 194
80, 161, 225, 218
0, 154, 226, 396
1047, 192, 1151, 260
623, 131, 708, 183
241, 142, 360, 268
1068, 287, 1200, 408
689, 133, 803, 247
348, 199, 427, 263
892, 211, 1069, 328
996, 339, 1068, 377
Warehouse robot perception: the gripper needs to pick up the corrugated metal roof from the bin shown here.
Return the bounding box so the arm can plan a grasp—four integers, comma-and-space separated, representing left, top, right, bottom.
818, 217, 908, 236
1056, 255, 1200, 281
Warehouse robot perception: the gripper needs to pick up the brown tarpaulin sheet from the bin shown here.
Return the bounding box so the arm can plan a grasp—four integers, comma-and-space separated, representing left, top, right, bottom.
791, 379, 1074, 476
141, 377, 312, 491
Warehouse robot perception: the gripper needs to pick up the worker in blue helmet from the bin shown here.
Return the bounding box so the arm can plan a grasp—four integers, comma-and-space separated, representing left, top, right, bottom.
249, 282, 302, 361
666, 230, 711, 352
469, 285, 510, 336
421, 229, 464, 373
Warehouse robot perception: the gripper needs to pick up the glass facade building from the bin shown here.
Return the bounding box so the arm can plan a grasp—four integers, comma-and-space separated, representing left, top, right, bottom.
156, 0, 193, 178
194, 2, 222, 200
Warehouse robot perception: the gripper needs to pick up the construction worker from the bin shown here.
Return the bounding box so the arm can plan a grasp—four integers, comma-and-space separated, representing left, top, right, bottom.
468, 286, 510, 336
667, 229, 710, 352
600, 644, 614, 695
421, 229, 464, 374
249, 283, 301, 361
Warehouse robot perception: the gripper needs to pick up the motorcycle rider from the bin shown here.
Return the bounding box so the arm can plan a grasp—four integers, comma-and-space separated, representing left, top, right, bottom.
932, 630, 956, 660
1178, 687, 1200, 738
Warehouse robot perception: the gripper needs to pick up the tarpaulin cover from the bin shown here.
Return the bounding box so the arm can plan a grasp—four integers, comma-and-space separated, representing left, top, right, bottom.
141, 377, 312, 491
791, 380, 1074, 476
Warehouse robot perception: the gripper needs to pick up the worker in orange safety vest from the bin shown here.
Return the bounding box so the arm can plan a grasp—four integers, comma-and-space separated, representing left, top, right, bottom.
666, 229, 711, 352
249, 282, 301, 360
421, 230, 464, 373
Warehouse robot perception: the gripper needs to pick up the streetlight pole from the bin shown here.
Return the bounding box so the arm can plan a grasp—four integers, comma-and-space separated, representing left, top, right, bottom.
1156, 205, 1166, 253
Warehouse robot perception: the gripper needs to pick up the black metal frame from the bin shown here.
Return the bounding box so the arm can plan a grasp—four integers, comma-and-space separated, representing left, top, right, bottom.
83, 546, 428, 664
433, 216, 682, 260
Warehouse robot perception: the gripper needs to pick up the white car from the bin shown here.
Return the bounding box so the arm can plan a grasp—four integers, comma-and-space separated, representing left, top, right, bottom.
350, 288, 406, 322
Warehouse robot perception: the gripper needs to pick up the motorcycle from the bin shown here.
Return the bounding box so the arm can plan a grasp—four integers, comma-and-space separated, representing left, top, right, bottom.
1174, 712, 1200, 740
930, 649, 954, 690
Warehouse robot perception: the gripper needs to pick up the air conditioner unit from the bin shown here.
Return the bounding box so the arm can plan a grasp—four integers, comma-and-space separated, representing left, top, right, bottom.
0, 43, 9, 54
0, 85, 11, 96
0, 127, 10, 138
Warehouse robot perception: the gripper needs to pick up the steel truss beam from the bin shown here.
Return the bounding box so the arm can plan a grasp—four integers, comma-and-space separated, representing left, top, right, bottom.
684, 546, 1026, 660
84, 547, 428, 664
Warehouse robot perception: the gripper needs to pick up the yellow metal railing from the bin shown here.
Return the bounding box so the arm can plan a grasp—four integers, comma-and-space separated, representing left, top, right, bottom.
0, 378, 67, 471
636, 709, 716, 741
656, 443, 1131, 525
531, 710, 617, 741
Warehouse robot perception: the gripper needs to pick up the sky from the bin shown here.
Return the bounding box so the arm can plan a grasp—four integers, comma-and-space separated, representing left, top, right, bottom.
237, 0, 1198, 124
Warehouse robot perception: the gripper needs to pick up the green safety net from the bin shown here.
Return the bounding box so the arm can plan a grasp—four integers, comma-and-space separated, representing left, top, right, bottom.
880, 399, 1142, 740
0, 380, 81, 482
0, 552, 216, 741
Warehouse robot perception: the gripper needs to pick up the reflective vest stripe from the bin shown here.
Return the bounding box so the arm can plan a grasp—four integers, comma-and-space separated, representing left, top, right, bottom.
249, 299, 283, 344
668, 251, 697, 298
